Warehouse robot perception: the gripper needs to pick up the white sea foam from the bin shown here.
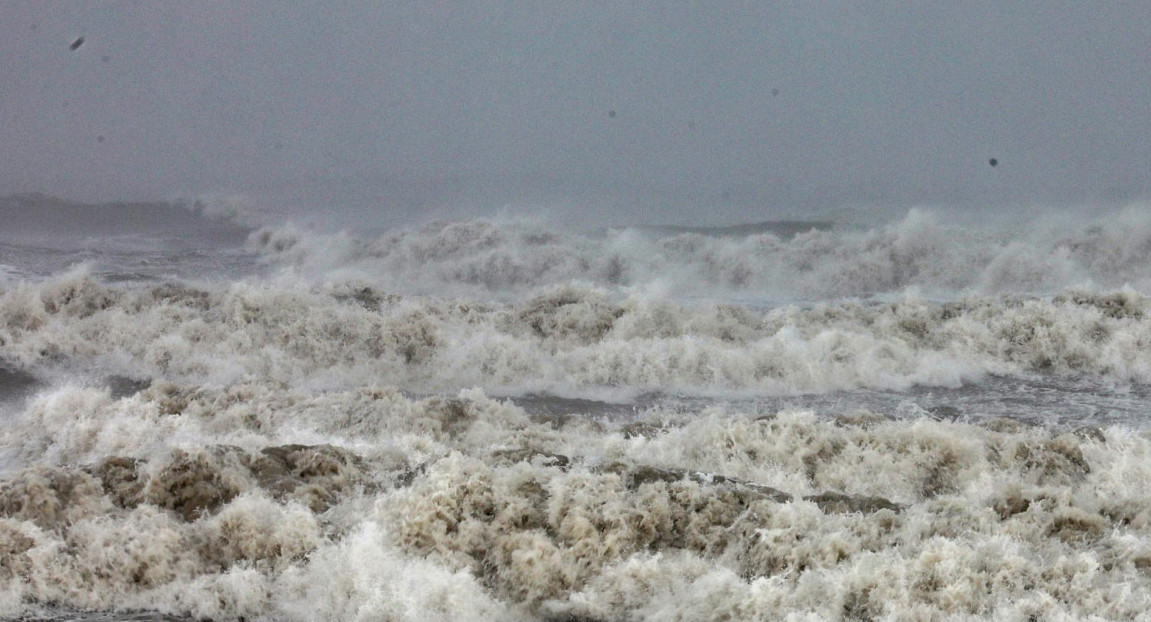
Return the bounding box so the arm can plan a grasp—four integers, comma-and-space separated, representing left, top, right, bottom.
5, 208, 1151, 620
1, 269, 1149, 400
247, 205, 1151, 302
1, 383, 1150, 620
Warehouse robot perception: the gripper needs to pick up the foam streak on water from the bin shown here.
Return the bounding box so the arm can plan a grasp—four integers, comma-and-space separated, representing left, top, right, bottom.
4, 201, 1151, 620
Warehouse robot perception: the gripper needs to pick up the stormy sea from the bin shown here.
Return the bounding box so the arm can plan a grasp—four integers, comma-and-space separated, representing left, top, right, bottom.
4, 193, 1151, 621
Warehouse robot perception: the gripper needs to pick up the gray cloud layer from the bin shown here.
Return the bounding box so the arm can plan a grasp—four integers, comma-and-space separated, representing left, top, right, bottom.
3, 2, 1149, 224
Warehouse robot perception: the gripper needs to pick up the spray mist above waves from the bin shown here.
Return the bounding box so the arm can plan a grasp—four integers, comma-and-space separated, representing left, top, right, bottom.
249, 204, 1151, 303
2, 267, 1151, 408
2, 199, 1151, 402
7, 192, 1151, 303
5, 201, 1151, 620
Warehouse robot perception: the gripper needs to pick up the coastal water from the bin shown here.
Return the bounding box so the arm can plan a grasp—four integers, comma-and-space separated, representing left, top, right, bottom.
4, 194, 1151, 620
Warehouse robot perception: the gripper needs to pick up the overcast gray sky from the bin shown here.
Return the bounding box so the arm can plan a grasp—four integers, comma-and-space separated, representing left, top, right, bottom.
3, 2, 1150, 225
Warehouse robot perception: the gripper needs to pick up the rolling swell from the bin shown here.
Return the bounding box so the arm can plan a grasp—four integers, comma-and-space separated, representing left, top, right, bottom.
0, 194, 252, 243
0, 194, 258, 284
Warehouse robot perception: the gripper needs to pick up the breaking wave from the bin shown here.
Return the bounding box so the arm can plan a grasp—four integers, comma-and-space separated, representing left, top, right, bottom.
2, 384, 1150, 620
249, 205, 1151, 301
5, 205, 1151, 620
1, 271, 1150, 397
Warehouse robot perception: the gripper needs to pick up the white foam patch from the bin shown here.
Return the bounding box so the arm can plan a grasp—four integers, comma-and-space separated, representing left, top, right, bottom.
1, 271, 1150, 400
247, 205, 1151, 301
2, 382, 1149, 619
274, 522, 514, 622
4, 209, 1151, 619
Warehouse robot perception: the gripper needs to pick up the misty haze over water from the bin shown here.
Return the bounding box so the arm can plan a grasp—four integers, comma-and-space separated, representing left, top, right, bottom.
3, 2, 1150, 226
5, 4, 1151, 621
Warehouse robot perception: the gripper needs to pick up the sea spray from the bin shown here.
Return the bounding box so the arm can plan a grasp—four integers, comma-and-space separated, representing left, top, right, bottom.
4, 206, 1151, 620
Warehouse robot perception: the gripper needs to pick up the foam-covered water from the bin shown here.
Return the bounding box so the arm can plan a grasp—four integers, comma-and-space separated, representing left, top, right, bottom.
5, 196, 1151, 620
247, 205, 1151, 301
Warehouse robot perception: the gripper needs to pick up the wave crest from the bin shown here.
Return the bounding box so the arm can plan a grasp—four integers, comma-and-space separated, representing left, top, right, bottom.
3, 273, 1151, 395
245, 206, 1151, 301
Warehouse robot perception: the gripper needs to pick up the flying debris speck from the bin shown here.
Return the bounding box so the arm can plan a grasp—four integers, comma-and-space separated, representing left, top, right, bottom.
608, 110, 616, 118
70, 37, 85, 51
989, 158, 998, 167
771, 88, 780, 96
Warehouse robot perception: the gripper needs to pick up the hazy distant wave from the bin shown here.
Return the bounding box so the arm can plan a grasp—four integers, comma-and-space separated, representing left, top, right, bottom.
0, 193, 253, 242
0, 194, 259, 282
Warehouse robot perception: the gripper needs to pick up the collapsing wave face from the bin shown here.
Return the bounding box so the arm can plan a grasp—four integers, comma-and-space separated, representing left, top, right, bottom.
5, 205, 1151, 619
247, 205, 1151, 301
1, 272, 1151, 397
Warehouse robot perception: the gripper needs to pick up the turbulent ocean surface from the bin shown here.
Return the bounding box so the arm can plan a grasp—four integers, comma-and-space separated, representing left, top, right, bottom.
5, 194, 1151, 620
